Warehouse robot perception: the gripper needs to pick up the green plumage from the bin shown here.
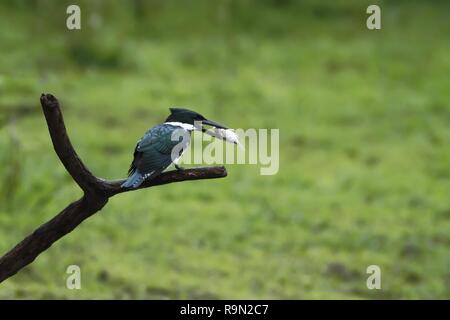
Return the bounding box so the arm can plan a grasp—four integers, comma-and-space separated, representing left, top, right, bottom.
122, 124, 190, 188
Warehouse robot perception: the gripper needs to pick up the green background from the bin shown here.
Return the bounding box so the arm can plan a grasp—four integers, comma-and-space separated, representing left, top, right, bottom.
0, 0, 449, 299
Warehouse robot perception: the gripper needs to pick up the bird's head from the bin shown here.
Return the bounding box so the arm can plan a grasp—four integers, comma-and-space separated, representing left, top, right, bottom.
166, 107, 229, 129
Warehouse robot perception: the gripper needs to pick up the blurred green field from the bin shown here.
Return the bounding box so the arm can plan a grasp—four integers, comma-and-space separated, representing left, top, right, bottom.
0, 0, 449, 299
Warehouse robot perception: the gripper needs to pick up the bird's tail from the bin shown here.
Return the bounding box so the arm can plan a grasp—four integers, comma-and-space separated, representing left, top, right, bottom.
121, 171, 146, 188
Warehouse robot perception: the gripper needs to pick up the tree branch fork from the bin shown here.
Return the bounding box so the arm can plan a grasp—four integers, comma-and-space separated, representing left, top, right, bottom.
0, 94, 227, 283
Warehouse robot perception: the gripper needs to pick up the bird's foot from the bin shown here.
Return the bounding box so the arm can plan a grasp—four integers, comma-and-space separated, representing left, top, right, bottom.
175, 164, 185, 172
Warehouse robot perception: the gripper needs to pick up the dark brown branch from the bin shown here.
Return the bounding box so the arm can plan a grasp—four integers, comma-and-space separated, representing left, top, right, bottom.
0, 94, 227, 283
40, 94, 101, 194
101, 166, 229, 197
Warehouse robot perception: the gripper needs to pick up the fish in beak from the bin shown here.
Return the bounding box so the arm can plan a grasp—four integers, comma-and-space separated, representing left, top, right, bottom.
201, 121, 244, 149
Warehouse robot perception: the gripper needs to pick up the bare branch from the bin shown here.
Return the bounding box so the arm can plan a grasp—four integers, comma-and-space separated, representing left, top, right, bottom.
0, 195, 106, 283
40, 94, 101, 194
0, 94, 227, 284
101, 166, 228, 197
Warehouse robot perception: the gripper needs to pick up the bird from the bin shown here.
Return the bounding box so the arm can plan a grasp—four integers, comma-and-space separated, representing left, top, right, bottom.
121, 107, 230, 188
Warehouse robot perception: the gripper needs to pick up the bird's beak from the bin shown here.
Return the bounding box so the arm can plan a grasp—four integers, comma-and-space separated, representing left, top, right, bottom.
202, 119, 229, 129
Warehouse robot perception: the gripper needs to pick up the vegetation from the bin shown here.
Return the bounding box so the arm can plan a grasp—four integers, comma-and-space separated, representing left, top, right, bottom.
0, 0, 449, 299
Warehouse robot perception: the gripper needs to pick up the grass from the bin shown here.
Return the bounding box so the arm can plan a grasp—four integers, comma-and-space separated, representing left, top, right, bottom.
0, 0, 449, 299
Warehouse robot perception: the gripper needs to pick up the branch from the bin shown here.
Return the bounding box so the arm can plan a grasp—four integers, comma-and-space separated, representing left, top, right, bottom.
40, 94, 101, 194
0, 94, 227, 283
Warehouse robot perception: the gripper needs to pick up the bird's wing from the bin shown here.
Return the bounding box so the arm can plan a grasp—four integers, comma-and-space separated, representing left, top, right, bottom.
128, 125, 188, 176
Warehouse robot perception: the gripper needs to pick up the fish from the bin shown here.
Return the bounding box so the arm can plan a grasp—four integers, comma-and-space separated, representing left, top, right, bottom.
204, 128, 244, 150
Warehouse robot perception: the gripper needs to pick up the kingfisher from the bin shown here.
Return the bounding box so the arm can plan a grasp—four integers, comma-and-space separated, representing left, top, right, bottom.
121, 108, 230, 188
